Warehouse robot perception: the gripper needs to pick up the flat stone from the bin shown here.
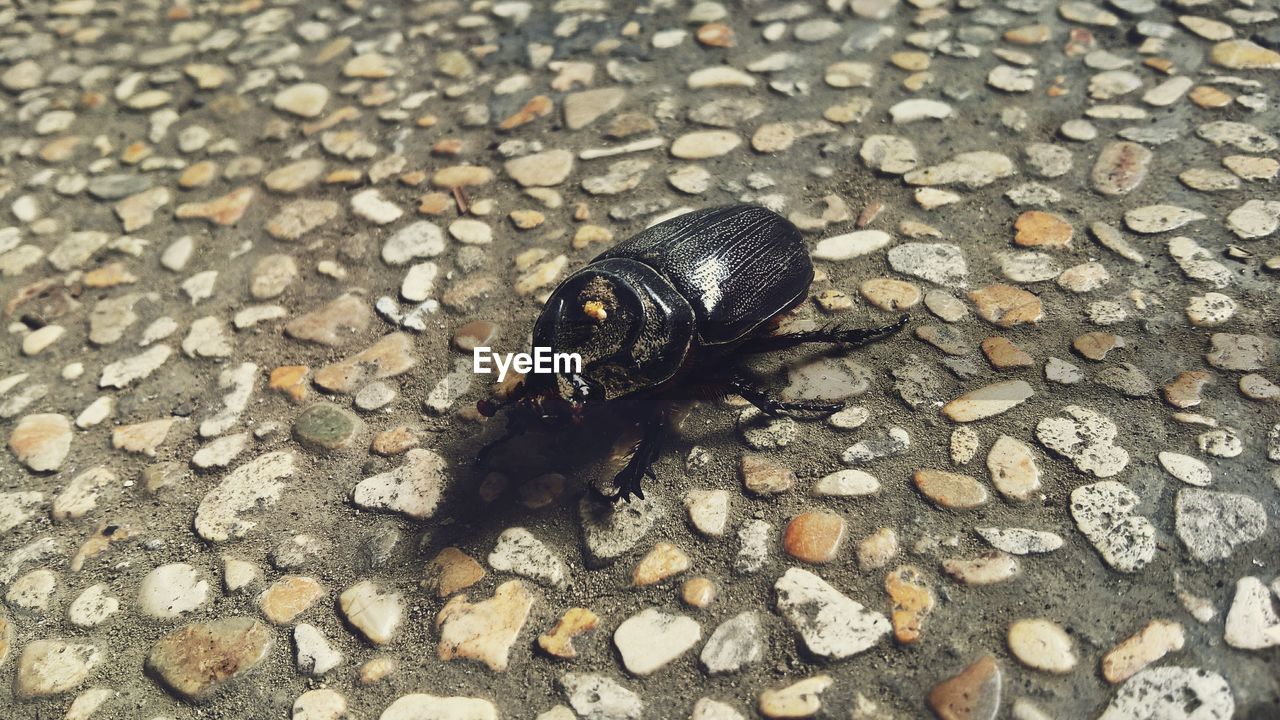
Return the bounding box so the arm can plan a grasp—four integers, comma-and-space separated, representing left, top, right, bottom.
860, 135, 919, 174
1206, 333, 1276, 371
982, 337, 1034, 368
381, 694, 497, 720
351, 189, 403, 225
138, 563, 209, 620
260, 576, 325, 625
274, 83, 329, 117
339, 580, 403, 646
564, 88, 626, 130
904, 151, 1015, 189
1014, 211, 1073, 249
175, 187, 254, 226
976, 527, 1062, 555
505, 150, 574, 188
886, 566, 934, 644
631, 542, 689, 586
437, 580, 533, 672
1008, 619, 1076, 673
927, 655, 1002, 720
942, 552, 1021, 585
1071, 481, 1155, 572
812, 230, 892, 261
1125, 205, 1206, 234
489, 527, 568, 588
1091, 141, 1151, 195
1102, 620, 1186, 684
559, 674, 643, 720
9, 413, 72, 471
841, 425, 910, 464
759, 676, 832, 719
671, 130, 741, 159
1169, 237, 1233, 288
293, 403, 361, 451
684, 489, 730, 537
579, 495, 661, 567
264, 159, 325, 193
1098, 667, 1234, 719
1036, 405, 1129, 477
147, 618, 271, 700
352, 448, 448, 520
942, 381, 1034, 422
914, 469, 989, 508
741, 454, 796, 495
968, 284, 1043, 327
774, 567, 890, 660
267, 199, 339, 241
887, 243, 967, 287
1210, 39, 1280, 70
15, 640, 102, 699
857, 528, 899, 571
194, 451, 296, 542
1224, 576, 1280, 650
1175, 489, 1266, 562
285, 294, 371, 346
613, 607, 701, 676
538, 608, 599, 659
700, 612, 763, 675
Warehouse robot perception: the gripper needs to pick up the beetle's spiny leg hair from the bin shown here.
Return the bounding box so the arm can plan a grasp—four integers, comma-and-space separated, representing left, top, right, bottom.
726, 374, 846, 419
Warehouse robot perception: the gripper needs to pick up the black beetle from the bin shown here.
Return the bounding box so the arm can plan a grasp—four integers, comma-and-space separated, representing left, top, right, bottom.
477, 204, 906, 501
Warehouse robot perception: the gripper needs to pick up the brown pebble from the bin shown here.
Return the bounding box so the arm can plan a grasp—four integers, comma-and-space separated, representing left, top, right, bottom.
498, 95, 553, 131
969, 284, 1043, 327
418, 192, 452, 215
371, 426, 419, 456
886, 565, 935, 645
1014, 210, 1073, 249
681, 576, 717, 608
1163, 371, 1212, 409
695, 22, 734, 47
981, 336, 1034, 368
1073, 332, 1124, 361
424, 547, 485, 597
268, 365, 309, 404
452, 320, 497, 352
860, 278, 921, 311
914, 469, 989, 509
856, 201, 885, 228
632, 542, 691, 586
740, 454, 796, 496
927, 655, 1002, 720
537, 608, 600, 659
782, 511, 847, 564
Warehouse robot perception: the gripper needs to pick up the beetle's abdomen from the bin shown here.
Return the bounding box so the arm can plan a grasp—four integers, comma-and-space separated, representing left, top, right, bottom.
597, 205, 813, 345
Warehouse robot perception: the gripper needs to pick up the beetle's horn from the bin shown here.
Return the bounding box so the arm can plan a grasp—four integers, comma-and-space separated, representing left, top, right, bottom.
582, 300, 607, 322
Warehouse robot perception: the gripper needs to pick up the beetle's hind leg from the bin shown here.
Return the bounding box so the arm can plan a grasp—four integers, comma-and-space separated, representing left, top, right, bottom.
739, 314, 909, 354
598, 406, 665, 503
727, 375, 845, 419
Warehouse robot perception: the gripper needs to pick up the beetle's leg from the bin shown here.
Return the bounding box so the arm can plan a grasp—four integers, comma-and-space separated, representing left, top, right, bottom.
739, 314, 909, 354
598, 407, 665, 503
726, 375, 845, 419
474, 413, 529, 469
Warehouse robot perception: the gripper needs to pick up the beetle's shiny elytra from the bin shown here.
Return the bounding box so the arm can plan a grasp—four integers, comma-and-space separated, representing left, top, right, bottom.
479, 203, 907, 502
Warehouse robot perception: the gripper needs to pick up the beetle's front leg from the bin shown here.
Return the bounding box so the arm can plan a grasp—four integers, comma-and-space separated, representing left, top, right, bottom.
726, 374, 845, 419
599, 405, 665, 503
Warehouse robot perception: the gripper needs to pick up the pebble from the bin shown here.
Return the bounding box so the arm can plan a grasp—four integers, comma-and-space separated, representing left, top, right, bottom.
560, 673, 643, 720
613, 607, 701, 676
758, 675, 832, 719
942, 380, 1034, 422
942, 553, 1022, 586
811, 230, 892, 260
885, 566, 934, 644
294, 624, 342, 676
194, 451, 296, 542
736, 520, 772, 574
579, 496, 661, 567
273, 83, 330, 117
8, 413, 72, 471
437, 580, 533, 672
1175, 489, 1266, 562
1169, 237, 1233, 288
682, 577, 717, 608
490, 527, 569, 588
1098, 667, 1234, 719
774, 567, 890, 660
887, 243, 967, 287
1102, 620, 1186, 683
352, 448, 448, 520
857, 528, 899, 571
914, 469, 990, 509
1071, 481, 1155, 572
1206, 333, 1276, 371
1036, 405, 1129, 477
976, 527, 1062, 555
382, 695, 498, 720
138, 563, 209, 620
1124, 205, 1206, 234
294, 688, 347, 719
860, 135, 919, 174
1008, 619, 1076, 673
927, 655, 1002, 720
15, 639, 102, 699
968, 284, 1044, 327
782, 511, 846, 564
1224, 577, 1280, 650
538, 608, 599, 659
147, 617, 271, 700
260, 576, 325, 625
426, 547, 485, 597
339, 581, 403, 646
684, 489, 730, 537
